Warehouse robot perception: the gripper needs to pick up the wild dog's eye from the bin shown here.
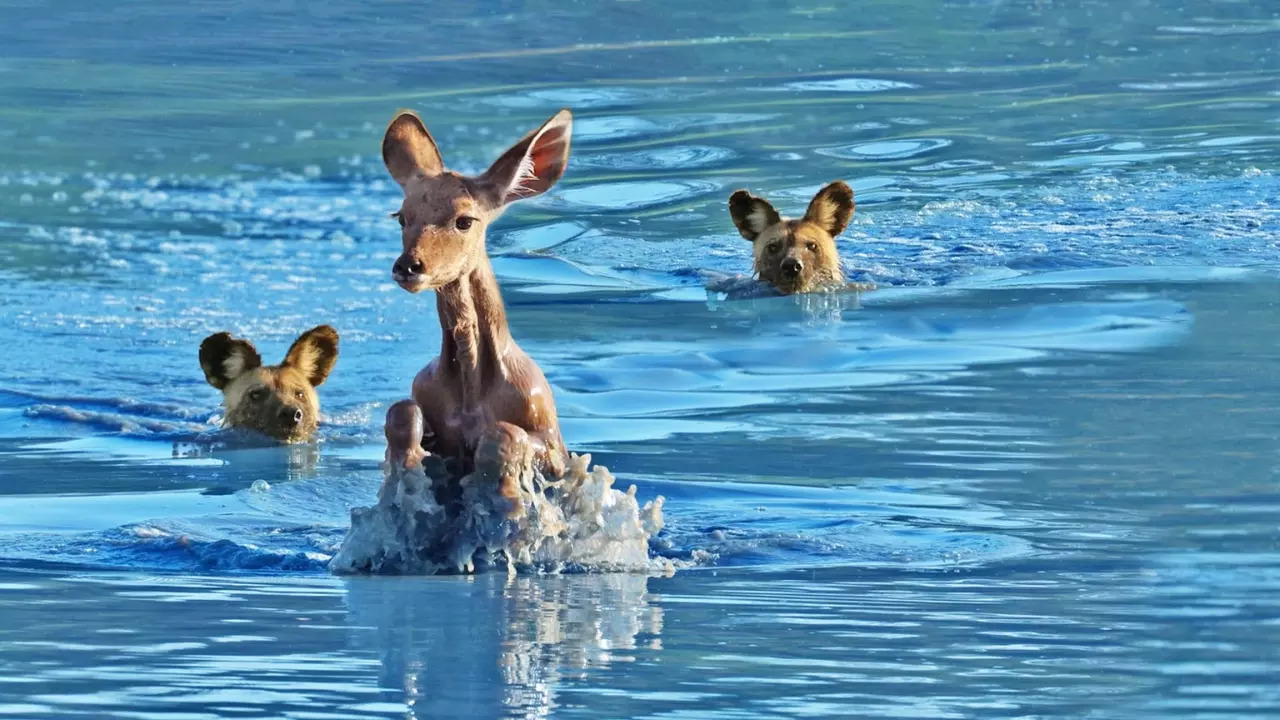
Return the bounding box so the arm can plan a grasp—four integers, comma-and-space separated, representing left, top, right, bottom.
391, 211, 406, 228
806, 241, 818, 252
455, 216, 476, 232
248, 388, 267, 402
767, 242, 782, 254
294, 389, 305, 400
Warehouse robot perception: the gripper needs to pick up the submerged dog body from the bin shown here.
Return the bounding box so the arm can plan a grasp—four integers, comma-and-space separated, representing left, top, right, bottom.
199, 325, 339, 442
728, 181, 856, 295
380, 108, 573, 479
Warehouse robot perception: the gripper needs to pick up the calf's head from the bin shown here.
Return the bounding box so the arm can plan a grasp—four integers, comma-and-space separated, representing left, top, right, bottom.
381, 109, 573, 293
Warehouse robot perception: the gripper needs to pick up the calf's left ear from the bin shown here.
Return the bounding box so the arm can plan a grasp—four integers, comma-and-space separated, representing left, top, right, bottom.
480, 109, 573, 206
804, 181, 855, 237
283, 325, 340, 387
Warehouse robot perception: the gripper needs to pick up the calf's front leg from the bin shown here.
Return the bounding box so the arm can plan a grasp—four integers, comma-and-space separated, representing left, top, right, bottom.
384, 399, 430, 469
474, 421, 536, 518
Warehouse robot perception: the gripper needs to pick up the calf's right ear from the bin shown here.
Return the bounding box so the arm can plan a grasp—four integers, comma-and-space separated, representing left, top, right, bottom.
199, 332, 262, 390
382, 110, 445, 187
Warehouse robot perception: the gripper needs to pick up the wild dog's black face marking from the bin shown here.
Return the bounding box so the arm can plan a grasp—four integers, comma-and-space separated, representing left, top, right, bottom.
752, 220, 845, 295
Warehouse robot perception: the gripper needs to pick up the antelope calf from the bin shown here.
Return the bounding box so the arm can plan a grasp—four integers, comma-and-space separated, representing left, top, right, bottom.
728, 181, 857, 295
380, 109, 572, 488
199, 325, 339, 442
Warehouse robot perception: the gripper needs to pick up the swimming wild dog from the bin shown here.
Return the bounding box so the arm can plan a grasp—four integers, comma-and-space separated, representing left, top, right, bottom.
199, 325, 339, 442
728, 181, 856, 295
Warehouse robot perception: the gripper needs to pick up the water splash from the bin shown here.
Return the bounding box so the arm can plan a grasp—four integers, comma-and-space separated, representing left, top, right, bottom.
331, 452, 670, 576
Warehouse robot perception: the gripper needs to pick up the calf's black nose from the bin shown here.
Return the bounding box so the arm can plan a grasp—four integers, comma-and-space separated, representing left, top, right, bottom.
393, 258, 424, 277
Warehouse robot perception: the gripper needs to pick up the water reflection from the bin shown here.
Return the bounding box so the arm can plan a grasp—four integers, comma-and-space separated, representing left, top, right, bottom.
343, 573, 662, 719
703, 279, 870, 323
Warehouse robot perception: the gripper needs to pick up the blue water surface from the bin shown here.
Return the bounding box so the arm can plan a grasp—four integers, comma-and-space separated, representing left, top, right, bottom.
1, 0, 1279, 717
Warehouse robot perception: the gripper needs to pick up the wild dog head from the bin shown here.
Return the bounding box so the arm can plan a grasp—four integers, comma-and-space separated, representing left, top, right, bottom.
728, 181, 854, 295
381, 109, 573, 293
199, 325, 339, 443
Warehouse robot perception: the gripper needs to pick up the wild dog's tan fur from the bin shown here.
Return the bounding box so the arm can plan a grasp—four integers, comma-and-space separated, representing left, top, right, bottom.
728, 181, 855, 295
199, 325, 339, 443
380, 109, 573, 487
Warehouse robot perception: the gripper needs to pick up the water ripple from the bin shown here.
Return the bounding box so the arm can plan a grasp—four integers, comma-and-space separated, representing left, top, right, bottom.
551, 179, 721, 212
817, 138, 953, 160
573, 145, 737, 171
784, 78, 919, 93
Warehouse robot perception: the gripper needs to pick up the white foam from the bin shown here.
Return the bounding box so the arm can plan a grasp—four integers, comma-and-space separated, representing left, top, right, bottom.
330, 453, 671, 576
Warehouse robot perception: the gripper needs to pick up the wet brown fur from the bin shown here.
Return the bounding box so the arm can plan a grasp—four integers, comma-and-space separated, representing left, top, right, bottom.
728, 181, 855, 295
380, 108, 573, 484
199, 325, 339, 443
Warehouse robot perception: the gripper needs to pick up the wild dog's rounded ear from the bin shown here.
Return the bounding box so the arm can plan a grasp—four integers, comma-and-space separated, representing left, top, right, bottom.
804, 181, 855, 238
728, 190, 781, 241
479, 109, 573, 206
200, 333, 262, 390
283, 325, 340, 387
382, 110, 445, 187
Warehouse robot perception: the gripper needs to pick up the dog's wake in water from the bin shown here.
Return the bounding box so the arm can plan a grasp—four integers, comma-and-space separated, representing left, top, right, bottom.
330, 417, 670, 576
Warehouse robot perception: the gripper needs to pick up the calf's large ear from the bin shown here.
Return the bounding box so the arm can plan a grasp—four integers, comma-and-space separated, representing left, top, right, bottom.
382, 110, 445, 187
479, 109, 573, 207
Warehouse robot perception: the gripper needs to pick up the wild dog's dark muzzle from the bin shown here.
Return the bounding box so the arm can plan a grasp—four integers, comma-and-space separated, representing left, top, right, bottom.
781, 257, 804, 279
279, 406, 304, 427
